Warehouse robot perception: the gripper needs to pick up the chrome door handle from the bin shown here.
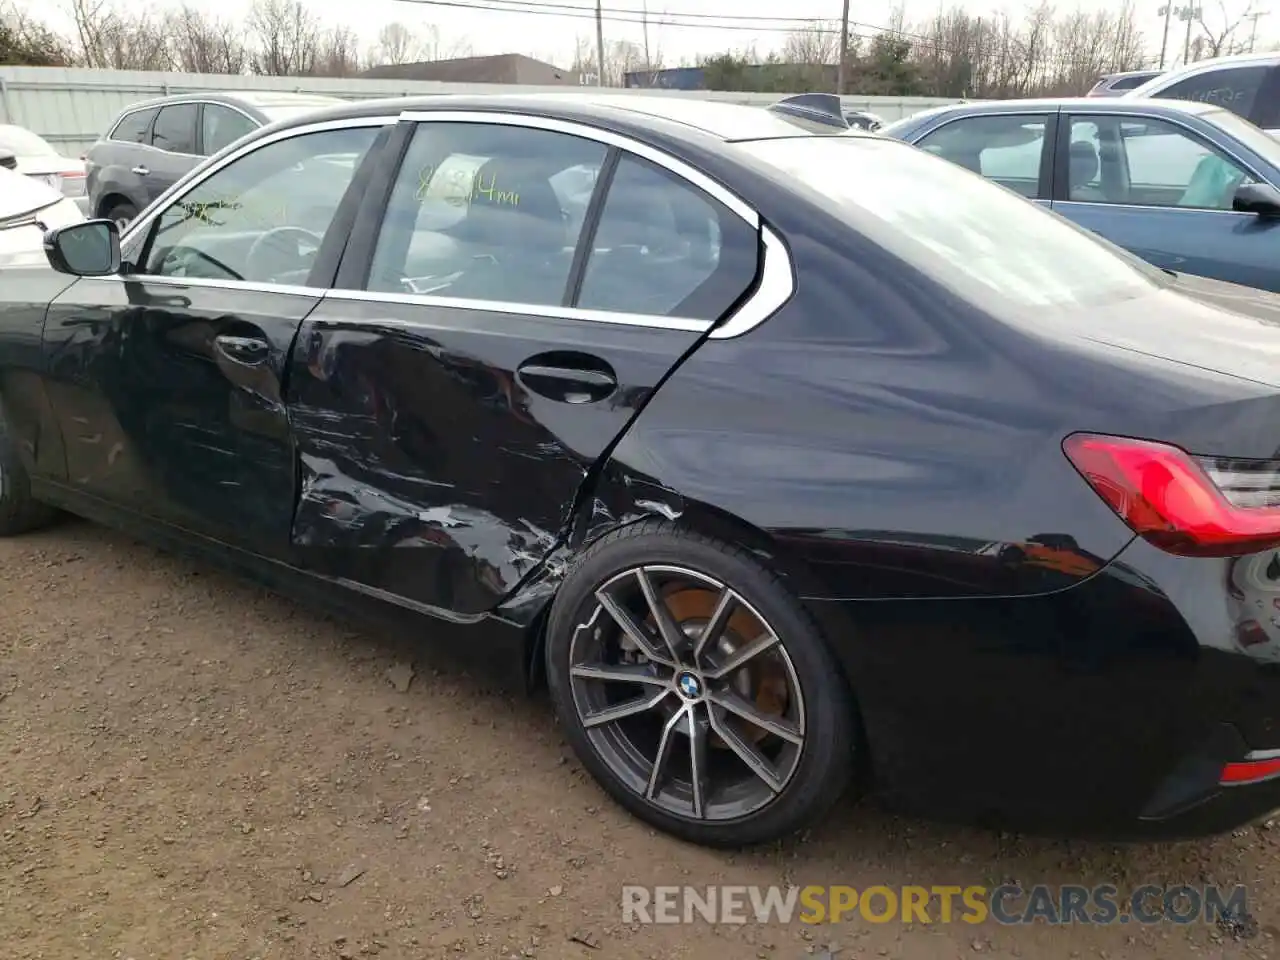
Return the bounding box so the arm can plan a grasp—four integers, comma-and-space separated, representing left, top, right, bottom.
215, 334, 270, 365
131, 165, 149, 176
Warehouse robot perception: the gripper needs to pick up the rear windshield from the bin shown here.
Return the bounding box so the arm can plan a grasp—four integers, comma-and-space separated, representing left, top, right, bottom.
738, 136, 1168, 309
1110, 74, 1156, 90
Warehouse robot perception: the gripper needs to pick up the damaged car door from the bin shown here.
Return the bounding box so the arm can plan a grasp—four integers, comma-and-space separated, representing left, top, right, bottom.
39, 119, 387, 553
285, 114, 761, 617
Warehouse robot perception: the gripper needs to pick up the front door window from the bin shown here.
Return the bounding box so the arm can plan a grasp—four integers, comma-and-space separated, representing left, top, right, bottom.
1066, 115, 1253, 211
138, 125, 380, 286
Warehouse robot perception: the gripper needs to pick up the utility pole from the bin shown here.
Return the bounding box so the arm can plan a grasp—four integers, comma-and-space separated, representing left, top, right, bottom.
1247, 10, 1269, 51
595, 0, 605, 86
1158, 3, 1174, 67
642, 0, 651, 74
1183, 4, 1200, 63
836, 0, 850, 95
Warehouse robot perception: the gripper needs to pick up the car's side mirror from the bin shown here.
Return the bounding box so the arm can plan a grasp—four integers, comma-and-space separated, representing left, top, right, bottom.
0, 149, 16, 171
1233, 181, 1280, 218
43, 219, 121, 277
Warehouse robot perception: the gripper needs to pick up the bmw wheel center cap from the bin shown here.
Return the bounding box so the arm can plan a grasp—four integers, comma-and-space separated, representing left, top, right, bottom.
676, 672, 703, 699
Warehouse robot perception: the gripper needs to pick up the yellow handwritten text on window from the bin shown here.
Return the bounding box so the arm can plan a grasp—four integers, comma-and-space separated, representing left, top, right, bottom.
415, 158, 519, 207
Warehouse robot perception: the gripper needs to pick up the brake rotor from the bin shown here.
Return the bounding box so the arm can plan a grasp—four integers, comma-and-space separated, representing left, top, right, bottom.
650, 586, 790, 745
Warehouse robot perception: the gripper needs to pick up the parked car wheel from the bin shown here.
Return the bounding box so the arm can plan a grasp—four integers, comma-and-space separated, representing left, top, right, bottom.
545, 520, 857, 847
0, 417, 57, 536
103, 200, 137, 232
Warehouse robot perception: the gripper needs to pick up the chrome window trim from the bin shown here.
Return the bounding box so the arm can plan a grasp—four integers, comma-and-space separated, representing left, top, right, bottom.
321, 288, 712, 333
119, 114, 400, 246
396, 109, 759, 228
95, 109, 796, 340
81, 273, 319, 298
109, 98, 261, 156
1054, 199, 1260, 217
709, 225, 794, 339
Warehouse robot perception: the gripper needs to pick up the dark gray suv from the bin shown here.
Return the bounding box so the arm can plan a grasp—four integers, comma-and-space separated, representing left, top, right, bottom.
85, 91, 341, 229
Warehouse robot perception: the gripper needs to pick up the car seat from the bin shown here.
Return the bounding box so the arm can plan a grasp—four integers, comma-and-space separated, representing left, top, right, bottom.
1068, 141, 1107, 202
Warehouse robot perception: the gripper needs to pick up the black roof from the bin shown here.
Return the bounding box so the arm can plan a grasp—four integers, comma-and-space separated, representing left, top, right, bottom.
257, 92, 869, 144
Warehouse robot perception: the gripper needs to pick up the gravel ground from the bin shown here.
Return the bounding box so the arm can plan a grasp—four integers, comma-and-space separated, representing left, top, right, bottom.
2, 518, 1278, 960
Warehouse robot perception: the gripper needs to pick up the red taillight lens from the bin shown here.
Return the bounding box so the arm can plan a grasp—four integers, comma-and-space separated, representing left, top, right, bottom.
1063, 433, 1280, 558
1236, 619, 1270, 647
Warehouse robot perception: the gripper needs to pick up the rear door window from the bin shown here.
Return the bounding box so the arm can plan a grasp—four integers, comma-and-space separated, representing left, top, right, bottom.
151, 103, 198, 155
365, 121, 608, 305
577, 154, 758, 319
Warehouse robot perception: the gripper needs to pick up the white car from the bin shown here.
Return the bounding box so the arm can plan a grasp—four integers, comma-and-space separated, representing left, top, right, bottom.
0, 124, 90, 215
1123, 51, 1280, 137
0, 165, 85, 263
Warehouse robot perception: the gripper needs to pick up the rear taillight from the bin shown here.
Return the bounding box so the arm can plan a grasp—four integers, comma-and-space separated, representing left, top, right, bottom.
58, 171, 86, 198
1237, 619, 1270, 647
1063, 432, 1280, 558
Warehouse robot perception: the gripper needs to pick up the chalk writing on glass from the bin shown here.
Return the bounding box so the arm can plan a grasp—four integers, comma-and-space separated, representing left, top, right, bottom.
414, 159, 520, 207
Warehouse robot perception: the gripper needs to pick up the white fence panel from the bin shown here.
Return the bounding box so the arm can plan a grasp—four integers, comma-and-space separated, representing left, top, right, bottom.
0, 66, 960, 157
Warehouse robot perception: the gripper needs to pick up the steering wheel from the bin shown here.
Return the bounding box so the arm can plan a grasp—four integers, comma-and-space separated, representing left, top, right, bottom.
246, 226, 324, 280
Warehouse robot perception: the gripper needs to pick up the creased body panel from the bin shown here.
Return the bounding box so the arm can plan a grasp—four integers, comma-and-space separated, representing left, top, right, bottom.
285, 296, 705, 617
41, 277, 317, 554
0, 264, 78, 480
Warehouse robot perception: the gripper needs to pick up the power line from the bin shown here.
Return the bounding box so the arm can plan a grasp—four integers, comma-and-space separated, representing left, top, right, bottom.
389, 0, 1146, 69
390, 0, 838, 31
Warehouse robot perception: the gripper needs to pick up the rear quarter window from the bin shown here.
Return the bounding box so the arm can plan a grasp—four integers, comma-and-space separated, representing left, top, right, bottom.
110, 107, 158, 144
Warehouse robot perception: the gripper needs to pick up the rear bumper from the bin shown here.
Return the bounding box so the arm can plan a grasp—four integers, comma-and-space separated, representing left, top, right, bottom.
803, 536, 1280, 840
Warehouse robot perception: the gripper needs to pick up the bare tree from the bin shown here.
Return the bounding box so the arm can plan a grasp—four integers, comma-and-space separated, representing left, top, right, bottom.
780, 22, 840, 66
371, 21, 419, 65
1, 1, 71, 65
1197, 0, 1254, 58
311, 25, 360, 77
417, 23, 472, 61
69, 0, 173, 70
571, 36, 648, 85
247, 0, 321, 76
166, 4, 249, 74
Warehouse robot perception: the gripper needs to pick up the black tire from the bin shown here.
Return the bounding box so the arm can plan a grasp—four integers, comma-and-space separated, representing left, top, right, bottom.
103, 201, 138, 232
545, 520, 857, 847
0, 419, 57, 536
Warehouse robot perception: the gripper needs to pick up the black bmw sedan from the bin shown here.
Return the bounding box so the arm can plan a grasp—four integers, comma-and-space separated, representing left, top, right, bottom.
5, 92, 1280, 848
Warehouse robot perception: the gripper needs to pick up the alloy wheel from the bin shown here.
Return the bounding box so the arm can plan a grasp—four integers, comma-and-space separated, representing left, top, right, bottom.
567, 564, 806, 821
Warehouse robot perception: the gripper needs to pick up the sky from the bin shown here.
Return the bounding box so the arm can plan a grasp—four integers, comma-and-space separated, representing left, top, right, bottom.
32, 0, 1275, 70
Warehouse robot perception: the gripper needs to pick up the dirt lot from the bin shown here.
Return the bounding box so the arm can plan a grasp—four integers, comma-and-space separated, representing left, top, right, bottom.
1, 518, 1278, 960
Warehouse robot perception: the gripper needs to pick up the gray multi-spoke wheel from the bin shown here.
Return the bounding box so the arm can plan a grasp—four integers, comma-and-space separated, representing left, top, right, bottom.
546, 521, 856, 847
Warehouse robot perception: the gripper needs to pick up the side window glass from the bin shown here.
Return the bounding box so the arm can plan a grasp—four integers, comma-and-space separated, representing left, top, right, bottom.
111, 108, 157, 144
1069, 115, 1252, 210
1110, 75, 1150, 91
366, 122, 607, 306
201, 105, 259, 157
142, 125, 379, 286
152, 103, 198, 154
916, 115, 1047, 198
1156, 66, 1269, 121
577, 154, 757, 320
1065, 120, 1105, 201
